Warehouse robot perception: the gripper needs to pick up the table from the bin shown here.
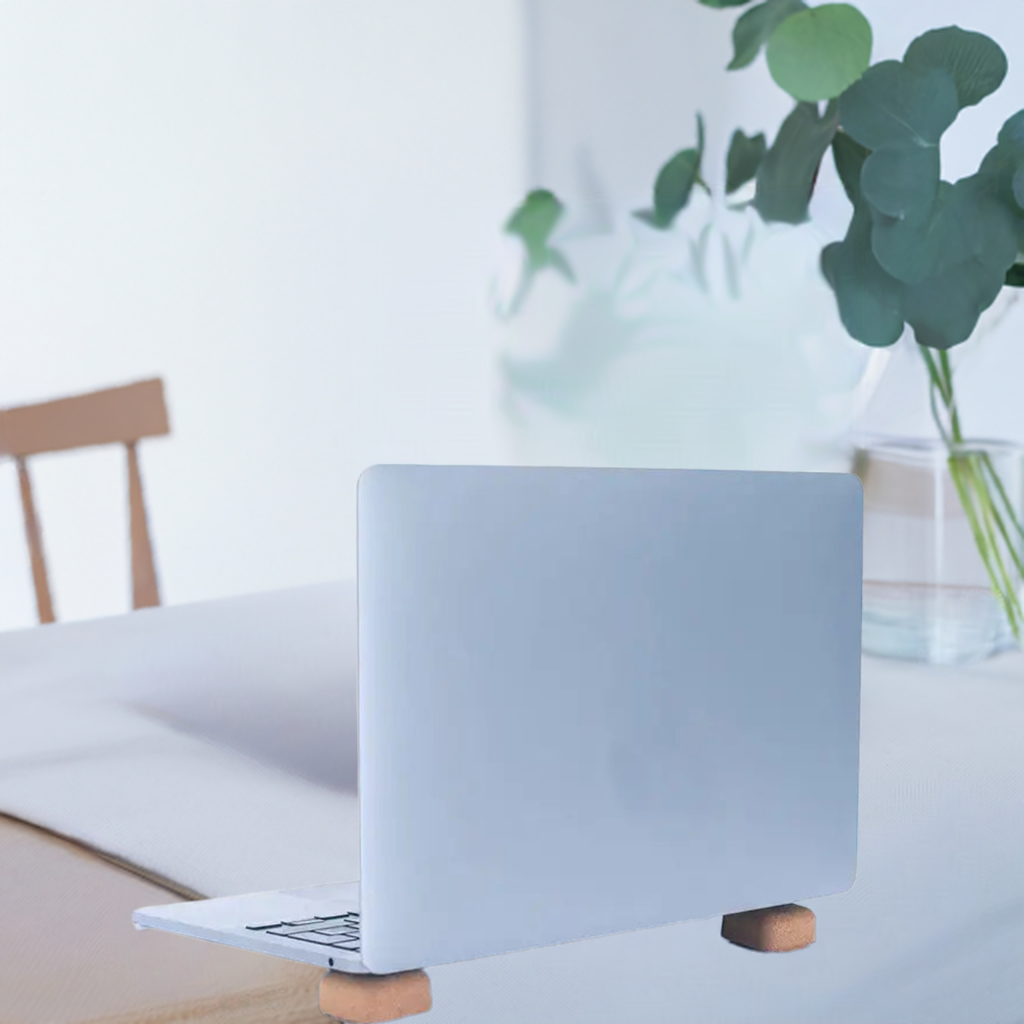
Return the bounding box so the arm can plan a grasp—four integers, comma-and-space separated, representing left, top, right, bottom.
0, 813, 325, 1024
1, 583, 1022, 1023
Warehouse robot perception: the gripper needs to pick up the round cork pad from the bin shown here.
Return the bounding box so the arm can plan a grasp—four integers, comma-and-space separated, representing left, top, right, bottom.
320, 968, 432, 1023
720, 903, 816, 952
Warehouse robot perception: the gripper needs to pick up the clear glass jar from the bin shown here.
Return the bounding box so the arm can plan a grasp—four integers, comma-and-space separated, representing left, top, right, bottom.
856, 436, 1024, 664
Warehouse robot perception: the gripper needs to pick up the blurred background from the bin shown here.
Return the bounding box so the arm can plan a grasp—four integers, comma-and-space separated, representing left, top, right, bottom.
3, 0, 1024, 629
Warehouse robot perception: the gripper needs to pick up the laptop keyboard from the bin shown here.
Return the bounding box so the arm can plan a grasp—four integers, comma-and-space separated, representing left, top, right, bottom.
245, 911, 361, 952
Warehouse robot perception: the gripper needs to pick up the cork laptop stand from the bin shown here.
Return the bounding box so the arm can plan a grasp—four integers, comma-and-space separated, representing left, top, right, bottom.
315, 904, 816, 1022
134, 466, 858, 1016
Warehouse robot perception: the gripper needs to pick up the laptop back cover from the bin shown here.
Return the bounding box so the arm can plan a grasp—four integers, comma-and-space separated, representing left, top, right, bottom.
357, 465, 862, 974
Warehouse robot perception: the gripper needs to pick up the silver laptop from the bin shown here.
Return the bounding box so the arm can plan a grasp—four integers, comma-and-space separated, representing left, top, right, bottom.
133, 464, 863, 976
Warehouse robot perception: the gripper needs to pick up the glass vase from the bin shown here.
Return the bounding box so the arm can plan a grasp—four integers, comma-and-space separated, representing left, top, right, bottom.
856, 436, 1024, 664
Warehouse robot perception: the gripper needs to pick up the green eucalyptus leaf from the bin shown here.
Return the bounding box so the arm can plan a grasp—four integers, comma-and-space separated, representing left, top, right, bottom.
821, 124, 904, 346
699, 0, 754, 7
839, 60, 959, 149
998, 110, 1024, 151
506, 189, 564, 264
766, 4, 872, 102
635, 114, 706, 230
861, 144, 939, 219
869, 203, 935, 286
980, 112, 1024, 188
652, 150, 701, 226
872, 177, 1018, 287
903, 26, 1007, 111
633, 210, 665, 229
831, 130, 871, 204
1005, 263, 1024, 287
824, 170, 1012, 350
873, 179, 1016, 359
840, 61, 956, 273
826, 61, 1020, 353
1013, 166, 1024, 209
904, 258, 1006, 349
975, 112, 1024, 247
505, 189, 574, 282
728, 0, 806, 71
725, 129, 768, 193
944, 179, 1011, 278
753, 100, 839, 224
821, 215, 905, 347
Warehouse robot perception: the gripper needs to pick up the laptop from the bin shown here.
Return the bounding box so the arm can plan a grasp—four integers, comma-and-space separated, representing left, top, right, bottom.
133, 464, 863, 976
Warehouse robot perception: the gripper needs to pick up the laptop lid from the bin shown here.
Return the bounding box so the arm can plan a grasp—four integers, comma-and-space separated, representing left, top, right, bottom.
357, 465, 862, 974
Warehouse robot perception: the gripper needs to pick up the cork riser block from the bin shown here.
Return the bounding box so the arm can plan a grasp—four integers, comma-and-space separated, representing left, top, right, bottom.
720, 903, 816, 952
319, 906, 811, 1020
320, 969, 432, 1023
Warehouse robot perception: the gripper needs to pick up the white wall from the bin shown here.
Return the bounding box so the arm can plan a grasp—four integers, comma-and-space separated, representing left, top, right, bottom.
0, 0, 525, 629
4, 0, 1024, 629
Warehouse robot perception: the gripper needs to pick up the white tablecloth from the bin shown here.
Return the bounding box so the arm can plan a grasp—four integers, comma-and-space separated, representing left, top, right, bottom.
0, 583, 1021, 1023
0, 583, 360, 896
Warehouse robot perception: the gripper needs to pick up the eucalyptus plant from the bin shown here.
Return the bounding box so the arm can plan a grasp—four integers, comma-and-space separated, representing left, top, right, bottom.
503, 3, 1024, 639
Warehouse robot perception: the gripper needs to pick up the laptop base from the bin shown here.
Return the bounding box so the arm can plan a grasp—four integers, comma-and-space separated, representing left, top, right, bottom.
320, 968, 431, 1023
133, 882, 370, 973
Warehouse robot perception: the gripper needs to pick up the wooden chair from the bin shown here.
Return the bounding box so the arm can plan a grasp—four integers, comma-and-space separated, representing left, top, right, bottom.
0, 378, 170, 624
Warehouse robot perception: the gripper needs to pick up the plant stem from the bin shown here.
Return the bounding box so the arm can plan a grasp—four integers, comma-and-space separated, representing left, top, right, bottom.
918, 343, 1024, 642
968, 455, 1021, 634
938, 350, 963, 441
946, 448, 1017, 632
981, 452, 1024, 545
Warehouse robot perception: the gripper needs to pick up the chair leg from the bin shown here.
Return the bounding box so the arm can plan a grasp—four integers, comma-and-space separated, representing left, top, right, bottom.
126, 441, 160, 609
16, 457, 55, 624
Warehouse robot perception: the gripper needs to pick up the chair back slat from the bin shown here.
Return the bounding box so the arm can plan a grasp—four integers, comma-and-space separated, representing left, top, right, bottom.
0, 379, 168, 458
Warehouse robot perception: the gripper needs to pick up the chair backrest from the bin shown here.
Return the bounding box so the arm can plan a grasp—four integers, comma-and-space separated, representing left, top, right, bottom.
0, 378, 170, 624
